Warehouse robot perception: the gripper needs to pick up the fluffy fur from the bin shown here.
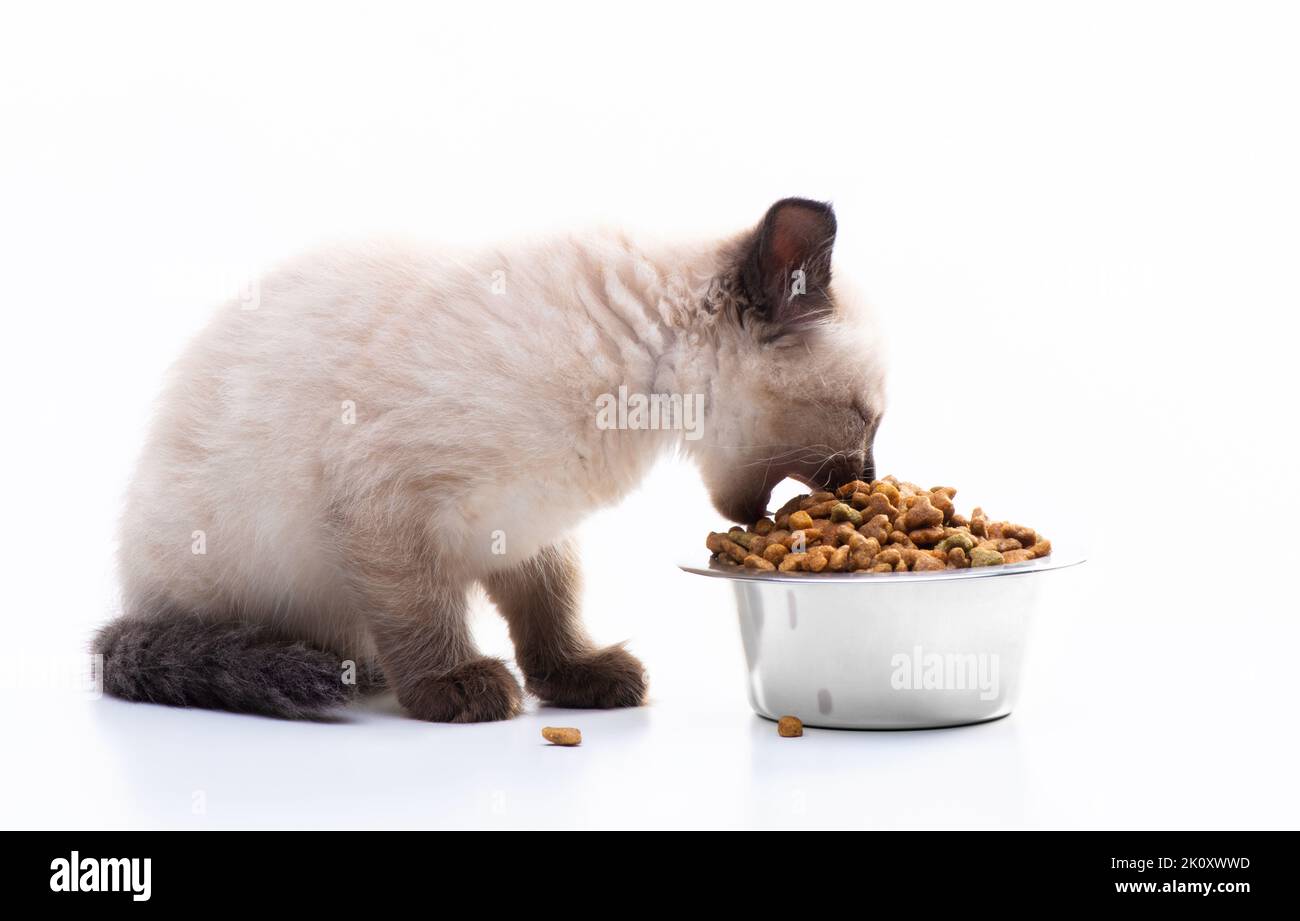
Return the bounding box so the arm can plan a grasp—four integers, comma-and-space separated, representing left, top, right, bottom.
96, 616, 358, 719
97, 199, 887, 721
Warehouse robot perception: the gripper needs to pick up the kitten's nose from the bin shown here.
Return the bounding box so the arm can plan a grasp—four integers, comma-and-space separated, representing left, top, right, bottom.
823, 454, 867, 491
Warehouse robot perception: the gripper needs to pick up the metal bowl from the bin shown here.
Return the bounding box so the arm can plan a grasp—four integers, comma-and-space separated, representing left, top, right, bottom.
680, 550, 1085, 730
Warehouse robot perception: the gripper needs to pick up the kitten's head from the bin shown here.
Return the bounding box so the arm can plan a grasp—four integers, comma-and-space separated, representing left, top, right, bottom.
695, 198, 887, 523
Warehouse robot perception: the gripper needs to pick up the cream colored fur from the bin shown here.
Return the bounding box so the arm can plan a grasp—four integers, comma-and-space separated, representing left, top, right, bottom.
118, 215, 886, 673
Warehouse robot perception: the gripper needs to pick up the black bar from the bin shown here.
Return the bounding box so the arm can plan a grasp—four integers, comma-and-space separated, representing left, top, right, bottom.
5, 831, 1288, 906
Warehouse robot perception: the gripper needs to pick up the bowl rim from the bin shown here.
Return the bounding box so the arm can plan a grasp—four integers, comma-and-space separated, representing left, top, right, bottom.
679, 549, 1086, 585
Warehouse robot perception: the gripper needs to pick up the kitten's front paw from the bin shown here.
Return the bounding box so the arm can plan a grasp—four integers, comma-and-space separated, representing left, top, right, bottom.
398, 657, 523, 723
526, 645, 648, 709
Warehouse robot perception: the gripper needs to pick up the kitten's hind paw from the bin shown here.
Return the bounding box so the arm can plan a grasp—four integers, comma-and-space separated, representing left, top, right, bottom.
525, 645, 648, 709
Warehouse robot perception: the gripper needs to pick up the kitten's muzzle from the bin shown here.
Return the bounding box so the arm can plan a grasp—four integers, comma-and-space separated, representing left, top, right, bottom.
796, 449, 873, 493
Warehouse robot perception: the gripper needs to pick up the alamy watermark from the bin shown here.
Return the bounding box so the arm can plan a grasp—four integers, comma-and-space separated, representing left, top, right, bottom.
0, 653, 103, 699
890, 645, 1000, 701
594, 384, 704, 441
50, 851, 151, 901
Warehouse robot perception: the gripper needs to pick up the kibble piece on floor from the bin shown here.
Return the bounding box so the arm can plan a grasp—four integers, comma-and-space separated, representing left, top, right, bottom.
777, 716, 803, 738
542, 726, 582, 746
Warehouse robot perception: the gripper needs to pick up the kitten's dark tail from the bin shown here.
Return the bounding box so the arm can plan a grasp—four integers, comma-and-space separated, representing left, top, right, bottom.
93, 616, 355, 719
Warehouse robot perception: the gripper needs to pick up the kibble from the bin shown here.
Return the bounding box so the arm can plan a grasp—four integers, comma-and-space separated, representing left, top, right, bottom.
788, 510, 814, 531
542, 726, 582, 746
777, 716, 803, 737
706, 476, 1049, 574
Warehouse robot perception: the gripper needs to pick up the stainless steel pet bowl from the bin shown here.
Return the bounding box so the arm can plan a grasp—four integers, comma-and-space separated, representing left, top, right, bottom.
680, 550, 1084, 729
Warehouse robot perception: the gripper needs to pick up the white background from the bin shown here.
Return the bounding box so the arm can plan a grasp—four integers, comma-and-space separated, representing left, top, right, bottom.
1, 1, 1297, 829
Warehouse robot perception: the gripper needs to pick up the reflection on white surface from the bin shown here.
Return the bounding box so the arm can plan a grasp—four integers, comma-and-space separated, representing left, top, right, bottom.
69, 690, 1030, 830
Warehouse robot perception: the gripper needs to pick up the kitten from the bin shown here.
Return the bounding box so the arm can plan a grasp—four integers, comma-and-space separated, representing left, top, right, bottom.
95, 198, 887, 722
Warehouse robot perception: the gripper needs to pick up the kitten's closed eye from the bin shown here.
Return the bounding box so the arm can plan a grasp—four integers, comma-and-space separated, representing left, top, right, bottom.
852, 398, 877, 430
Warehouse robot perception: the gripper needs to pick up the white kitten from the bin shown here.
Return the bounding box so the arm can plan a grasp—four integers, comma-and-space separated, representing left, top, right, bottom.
97, 198, 886, 721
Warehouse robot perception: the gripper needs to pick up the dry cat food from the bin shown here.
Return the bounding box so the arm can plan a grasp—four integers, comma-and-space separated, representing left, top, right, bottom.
542, 726, 582, 746
777, 716, 804, 738
705, 476, 1050, 574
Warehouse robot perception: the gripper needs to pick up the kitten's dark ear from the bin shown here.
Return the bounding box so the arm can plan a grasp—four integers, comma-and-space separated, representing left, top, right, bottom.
740, 198, 837, 327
